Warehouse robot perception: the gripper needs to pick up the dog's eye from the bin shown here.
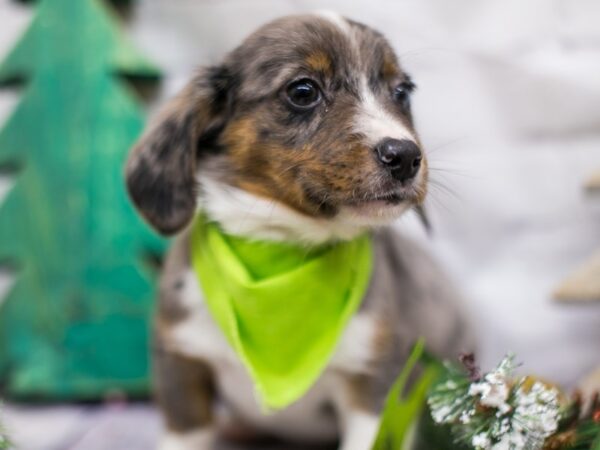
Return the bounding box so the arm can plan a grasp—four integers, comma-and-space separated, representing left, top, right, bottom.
286, 79, 322, 109
392, 81, 415, 111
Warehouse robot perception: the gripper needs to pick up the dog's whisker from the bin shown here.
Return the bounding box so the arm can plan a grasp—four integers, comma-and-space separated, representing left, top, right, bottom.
427, 162, 477, 180
424, 136, 468, 154
428, 178, 460, 198
427, 186, 462, 211
428, 167, 475, 179
425, 194, 454, 215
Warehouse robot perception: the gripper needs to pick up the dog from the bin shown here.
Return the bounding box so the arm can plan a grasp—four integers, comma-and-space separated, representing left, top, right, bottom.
126, 12, 473, 450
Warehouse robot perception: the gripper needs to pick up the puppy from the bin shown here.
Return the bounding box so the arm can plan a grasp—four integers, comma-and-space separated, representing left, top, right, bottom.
126, 12, 473, 450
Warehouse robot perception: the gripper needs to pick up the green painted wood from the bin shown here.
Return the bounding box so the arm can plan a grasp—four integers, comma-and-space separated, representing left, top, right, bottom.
0, 0, 164, 399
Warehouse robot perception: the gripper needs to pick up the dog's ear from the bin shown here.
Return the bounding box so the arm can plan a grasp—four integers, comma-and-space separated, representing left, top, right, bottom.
126, 67, 231, 235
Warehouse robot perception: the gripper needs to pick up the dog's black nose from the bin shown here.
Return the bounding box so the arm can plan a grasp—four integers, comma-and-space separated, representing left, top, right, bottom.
375, 138, 422, 182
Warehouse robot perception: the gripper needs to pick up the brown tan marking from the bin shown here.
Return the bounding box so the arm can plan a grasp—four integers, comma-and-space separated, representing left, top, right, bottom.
305, 50, 333, 76
381, 53, 399, 80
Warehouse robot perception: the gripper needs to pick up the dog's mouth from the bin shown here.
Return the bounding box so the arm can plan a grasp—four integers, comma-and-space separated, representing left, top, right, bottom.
366, 191, 406, 204
344, 188, 416, 207
335, 178, 426, 224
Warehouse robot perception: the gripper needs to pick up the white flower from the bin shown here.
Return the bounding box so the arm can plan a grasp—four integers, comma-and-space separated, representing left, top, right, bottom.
497, 403, 512, 415
472, 433, 491, 449
489, 431, 527, 450
460, 410, 473, 424
509, 430, 527, 449
468, 355, 517, 415
431, 405, 452, 424
469, 372, 510, 410
512, 382, 560, 439
491, 434, 511, 450
490, 417, 511, 440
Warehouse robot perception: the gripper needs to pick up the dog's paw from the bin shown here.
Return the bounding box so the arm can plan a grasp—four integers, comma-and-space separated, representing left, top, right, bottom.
158, 429, 215, 450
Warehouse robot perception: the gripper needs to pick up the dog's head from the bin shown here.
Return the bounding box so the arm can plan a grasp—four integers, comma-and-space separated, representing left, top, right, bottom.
126, 13, 427, 242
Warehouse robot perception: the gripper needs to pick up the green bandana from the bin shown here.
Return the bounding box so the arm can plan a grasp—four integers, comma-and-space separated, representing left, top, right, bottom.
190, 215, 373, 409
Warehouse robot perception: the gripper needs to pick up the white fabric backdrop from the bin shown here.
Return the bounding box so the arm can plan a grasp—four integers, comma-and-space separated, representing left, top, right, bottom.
1, 0, 599, 387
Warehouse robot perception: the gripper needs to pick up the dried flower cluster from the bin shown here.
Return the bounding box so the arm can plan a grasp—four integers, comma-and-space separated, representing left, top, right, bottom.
428, 354, 562, 450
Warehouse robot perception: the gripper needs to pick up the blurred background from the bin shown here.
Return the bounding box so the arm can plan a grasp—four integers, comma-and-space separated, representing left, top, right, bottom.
0, 0, 599, 448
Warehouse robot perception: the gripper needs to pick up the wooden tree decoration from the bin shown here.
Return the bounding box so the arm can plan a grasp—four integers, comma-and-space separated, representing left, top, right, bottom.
554, 171, 600, 302
0, 0, 163, 399
585, 168, 600, 191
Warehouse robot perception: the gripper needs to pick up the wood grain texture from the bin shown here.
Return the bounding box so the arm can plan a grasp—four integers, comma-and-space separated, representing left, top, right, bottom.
0, 0, 164, 399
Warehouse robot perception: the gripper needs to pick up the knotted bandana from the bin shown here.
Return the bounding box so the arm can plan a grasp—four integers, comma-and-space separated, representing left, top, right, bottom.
190, 215, 373, 409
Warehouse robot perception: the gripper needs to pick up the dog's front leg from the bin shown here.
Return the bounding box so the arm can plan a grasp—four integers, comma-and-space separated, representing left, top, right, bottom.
334, 378, 380, 450
154, 346, 216, 450
339, 409, 380, 450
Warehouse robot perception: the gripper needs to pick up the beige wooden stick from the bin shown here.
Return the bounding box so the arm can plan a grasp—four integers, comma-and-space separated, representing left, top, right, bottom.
585, 169, 600, 191
554, 251, 600, 302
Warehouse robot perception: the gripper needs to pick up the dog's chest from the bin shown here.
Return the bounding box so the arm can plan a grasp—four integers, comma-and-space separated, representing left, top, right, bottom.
166, 269, 379, 437
170, 270, 379, 369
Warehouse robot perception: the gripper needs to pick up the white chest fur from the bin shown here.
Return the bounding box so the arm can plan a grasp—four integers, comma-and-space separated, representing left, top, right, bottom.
165, 269, 379, 441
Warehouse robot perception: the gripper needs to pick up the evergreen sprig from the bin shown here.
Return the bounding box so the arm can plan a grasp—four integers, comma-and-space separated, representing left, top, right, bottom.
426, 355, 600, 450
550, 393, 600, 450
379, 347, 599, 450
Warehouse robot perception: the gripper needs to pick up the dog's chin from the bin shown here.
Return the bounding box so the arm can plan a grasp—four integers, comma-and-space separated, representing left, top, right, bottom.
336, 181, 425, 228
337, 197, 414, 228
199, 174, 426, 244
